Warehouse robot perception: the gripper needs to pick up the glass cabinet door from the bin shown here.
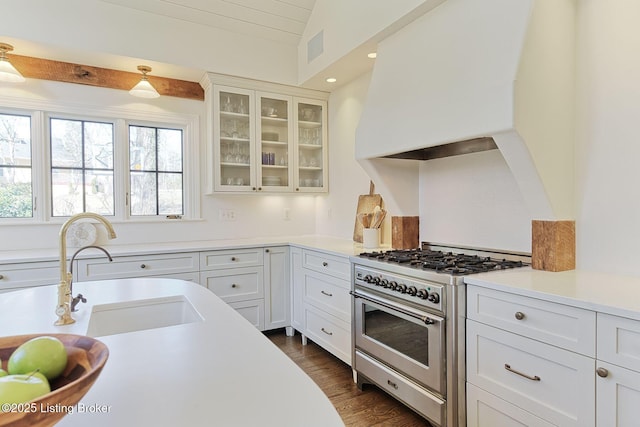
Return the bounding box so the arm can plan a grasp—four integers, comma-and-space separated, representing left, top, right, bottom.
256, 93, 293, 192
295, 99, 327, 192
214, 86, 255, 191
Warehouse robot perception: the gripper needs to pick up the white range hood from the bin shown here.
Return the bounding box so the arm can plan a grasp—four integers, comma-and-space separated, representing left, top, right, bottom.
355, 0, 576, 221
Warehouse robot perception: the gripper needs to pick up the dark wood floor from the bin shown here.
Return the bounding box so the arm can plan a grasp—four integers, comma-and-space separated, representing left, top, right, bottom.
267, 330, 433, 427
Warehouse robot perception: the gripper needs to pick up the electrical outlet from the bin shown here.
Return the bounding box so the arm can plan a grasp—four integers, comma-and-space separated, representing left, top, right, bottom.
283, 208, 291, 221
219, 209, 236, 221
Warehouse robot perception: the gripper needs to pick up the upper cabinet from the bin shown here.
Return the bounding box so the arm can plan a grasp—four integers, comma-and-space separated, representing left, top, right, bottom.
201, 73, 329, 194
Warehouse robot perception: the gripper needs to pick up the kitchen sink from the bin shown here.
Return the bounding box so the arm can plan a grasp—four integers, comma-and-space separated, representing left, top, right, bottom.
86, 295, 203, 337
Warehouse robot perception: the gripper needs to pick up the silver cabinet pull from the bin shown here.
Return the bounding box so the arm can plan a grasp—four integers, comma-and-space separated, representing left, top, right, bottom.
322, 261, 328, 267
140, 264, 147, 269
504, 364, 540, 381
321, 327, 333, 336
231, 283, 237, 288
231, 257, 237, 261
515, 311, 525, 320
597, 367, 609, 378
265, 249, 270, 253
320, 290, 333, 297
387, 380, 398, 390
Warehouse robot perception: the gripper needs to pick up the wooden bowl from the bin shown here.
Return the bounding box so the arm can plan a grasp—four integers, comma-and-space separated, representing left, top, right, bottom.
0, 334, 109, 427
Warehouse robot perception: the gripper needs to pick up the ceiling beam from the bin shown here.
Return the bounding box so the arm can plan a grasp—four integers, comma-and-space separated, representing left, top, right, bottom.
8, 54, 204, 101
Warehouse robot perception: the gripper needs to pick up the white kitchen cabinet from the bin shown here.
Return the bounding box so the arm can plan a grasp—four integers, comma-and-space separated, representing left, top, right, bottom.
201, 73, 328, 194
290, 247, 352, 365
263, 246, 290, 331
0, 261, 60, 293
466, 285, 596, 427
596, 313, 640, 426
76, 252, 200, 281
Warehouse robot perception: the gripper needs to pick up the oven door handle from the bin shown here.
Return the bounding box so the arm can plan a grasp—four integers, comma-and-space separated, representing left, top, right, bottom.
350, 290, 441, 326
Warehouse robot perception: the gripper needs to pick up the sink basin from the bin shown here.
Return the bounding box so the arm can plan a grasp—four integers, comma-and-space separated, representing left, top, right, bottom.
86, 295, 203, 337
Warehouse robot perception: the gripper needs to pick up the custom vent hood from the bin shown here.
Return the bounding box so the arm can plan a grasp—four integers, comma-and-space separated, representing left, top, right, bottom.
355, 0, 576, 221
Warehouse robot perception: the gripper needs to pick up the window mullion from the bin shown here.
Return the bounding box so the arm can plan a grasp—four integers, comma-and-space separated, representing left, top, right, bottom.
114, 119, 128, 221
32, 111, 48, 222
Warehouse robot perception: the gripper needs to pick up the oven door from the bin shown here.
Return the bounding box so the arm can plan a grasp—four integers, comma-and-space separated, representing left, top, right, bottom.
353, 289, 445, 395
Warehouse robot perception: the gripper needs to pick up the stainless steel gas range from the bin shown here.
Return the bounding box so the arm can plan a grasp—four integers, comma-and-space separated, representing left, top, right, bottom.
350, 242, 531, 427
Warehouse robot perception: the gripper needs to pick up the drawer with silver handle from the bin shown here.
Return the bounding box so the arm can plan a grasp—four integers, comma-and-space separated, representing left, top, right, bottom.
199, 266, 263, 303
303, 271, 350, 322
200, 248, 264, 270
302, 249, 350, 281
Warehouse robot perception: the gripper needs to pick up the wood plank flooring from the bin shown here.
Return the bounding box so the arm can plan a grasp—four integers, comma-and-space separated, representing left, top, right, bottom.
266, 330, 433, 427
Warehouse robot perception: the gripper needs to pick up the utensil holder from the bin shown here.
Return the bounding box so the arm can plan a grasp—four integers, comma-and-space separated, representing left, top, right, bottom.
362, 228, 380, 249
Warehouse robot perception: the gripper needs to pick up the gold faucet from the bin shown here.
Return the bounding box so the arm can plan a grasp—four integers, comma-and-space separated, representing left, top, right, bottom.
55, 213, 117, 326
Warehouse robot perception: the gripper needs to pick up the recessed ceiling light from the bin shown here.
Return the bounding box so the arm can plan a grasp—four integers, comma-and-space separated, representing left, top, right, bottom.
367, 52, 377, 59
325, 77, 337, 83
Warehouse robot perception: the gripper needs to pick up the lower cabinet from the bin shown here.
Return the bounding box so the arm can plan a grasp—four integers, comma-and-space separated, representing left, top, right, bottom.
0, 261, 60, 293
467, 284, 640, 427
290, 247, 352, 365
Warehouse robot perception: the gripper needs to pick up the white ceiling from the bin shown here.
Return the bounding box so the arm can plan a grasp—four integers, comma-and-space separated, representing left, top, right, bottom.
99, 0, 316, 45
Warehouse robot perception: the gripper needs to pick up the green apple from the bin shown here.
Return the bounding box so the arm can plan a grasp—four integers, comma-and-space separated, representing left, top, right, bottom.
0, 374, 50, 404
8, 336, 67, 381
0, 369, 7, 378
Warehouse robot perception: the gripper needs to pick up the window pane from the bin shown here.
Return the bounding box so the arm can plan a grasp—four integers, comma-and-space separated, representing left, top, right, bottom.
130, 126, 156, 171
51, 119, 83, 168
84, 122, 114, 169
130, 171, 157, 215
85, 170, 114, 215
51, 169, 83, 216
0, 114, 32, 218
0, 167, 32, 218
158, 129, 182, 172
158, 173, 183, 215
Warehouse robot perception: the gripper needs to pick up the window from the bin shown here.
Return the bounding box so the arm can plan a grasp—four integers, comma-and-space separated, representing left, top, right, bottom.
0, 113, 32, 218
50, 118, 114, 217
129, 125, 184, 216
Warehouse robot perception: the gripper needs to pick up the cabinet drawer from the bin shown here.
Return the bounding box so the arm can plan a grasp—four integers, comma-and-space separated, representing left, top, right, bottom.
356, 351, 445, 426
229, 300, 264, 331
304, 306, 351, 364
467, 320, 595, 427
200, 248, 263, 270
467, 285, 596, 356
302, 250, 350, 281
0, 261, 59, 291
200, 267, 264, 303
77, 252, 199, 281
597, 313, 640, 371
467, 383, 555, 427
303, 271, 350, 323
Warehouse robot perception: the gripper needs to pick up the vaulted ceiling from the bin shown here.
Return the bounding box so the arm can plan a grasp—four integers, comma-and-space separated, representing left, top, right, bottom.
99, 0, 316, 45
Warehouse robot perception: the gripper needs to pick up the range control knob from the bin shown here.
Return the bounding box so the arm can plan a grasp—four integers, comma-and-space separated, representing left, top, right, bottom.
428, 292, 440, 304
396, 283, 407, 293
381, 279, 389, 288
363, 275, 373, 283
388, 281, 398, 290
373, 276, 381, 285
407, 286, 417, 296
417, 289, 429, 299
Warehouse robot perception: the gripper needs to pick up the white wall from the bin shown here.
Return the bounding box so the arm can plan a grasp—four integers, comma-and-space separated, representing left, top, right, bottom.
575, 0, 640, 276
0, 79, 317, 252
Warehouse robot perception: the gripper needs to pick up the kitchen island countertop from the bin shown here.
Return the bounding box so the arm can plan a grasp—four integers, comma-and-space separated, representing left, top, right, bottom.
0, 278, 345, 426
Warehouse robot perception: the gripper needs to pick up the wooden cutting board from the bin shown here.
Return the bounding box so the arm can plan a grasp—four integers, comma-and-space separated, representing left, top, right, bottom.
353, 181, 383, 243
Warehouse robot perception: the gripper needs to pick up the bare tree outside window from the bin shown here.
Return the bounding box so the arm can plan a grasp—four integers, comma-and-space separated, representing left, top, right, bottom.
50, 118, 114, 216
0, 113, 32, 218
129, 126, 183, 216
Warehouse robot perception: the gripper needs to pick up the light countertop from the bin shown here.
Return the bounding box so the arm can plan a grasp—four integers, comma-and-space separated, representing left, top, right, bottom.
464, 268, 640, 321
0, 235, 386, 264
0, 278, 345, 426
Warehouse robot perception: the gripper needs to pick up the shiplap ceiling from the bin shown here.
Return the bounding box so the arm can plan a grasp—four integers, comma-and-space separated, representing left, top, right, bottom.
99, 0, 316, 45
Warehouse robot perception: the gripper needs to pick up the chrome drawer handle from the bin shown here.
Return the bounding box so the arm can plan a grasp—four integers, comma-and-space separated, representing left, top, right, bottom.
387, 380, 398, 390
322, 262, 328, 267
231, 284, 237, 288
320, 290, 333, 297
504, 364, 540, 381
321, 327, 333, 336
140, 264, 147, 269
597, 367, 609, 378
515, 311, 525, 320
231, 257, 237, 261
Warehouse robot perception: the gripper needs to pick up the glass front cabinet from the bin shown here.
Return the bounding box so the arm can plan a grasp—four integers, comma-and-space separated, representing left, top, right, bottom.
205, 75, 328, 194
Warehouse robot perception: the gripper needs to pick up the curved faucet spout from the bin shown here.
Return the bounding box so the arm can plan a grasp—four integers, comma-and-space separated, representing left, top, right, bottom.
55, 213, 117, 326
